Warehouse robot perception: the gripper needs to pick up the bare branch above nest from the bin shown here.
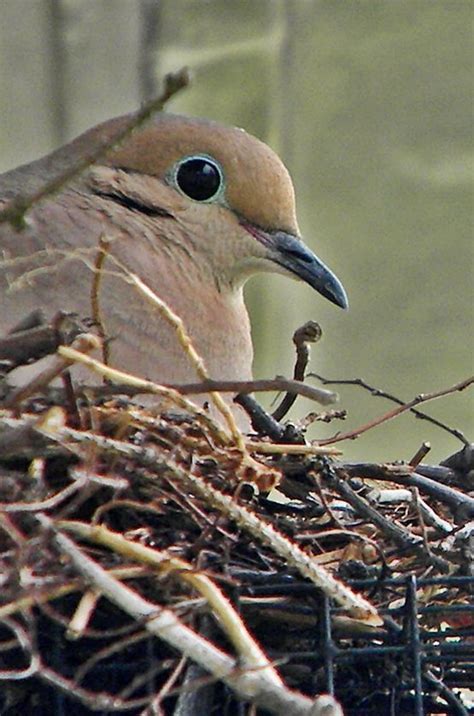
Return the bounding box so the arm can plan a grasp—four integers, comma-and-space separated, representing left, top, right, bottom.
0, 68, 191, 230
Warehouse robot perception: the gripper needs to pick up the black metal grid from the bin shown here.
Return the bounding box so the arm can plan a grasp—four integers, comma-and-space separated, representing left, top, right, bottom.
244, 573, 473, 715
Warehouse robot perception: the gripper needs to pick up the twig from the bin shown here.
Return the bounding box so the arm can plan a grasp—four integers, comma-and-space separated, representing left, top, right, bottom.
272, 321, 322, 421
311, 373, 471, 445
59, 520, 283, 687
91, 235, 112, 367
74, 631, 155, 689
0, 462, 88, 512
323, 465, 452, 572
411, 495, 454, 534
366, 486, 453, 535
0, 567, 146, 620
410, 487, 433, 559
40, 517, 343, 716
88, 376, 337, 405
38, 665, 152, 711
409, 441, 431, 468
143, 655, 187, 714
110, 263, 247, 450
180, 472, 382, 625
323, 466, 423, 550
56, 346, 231, 445
0, 68, 191, 229
0, 312, 83, 370
0, 618, 40, 680
234, 393, 285, 440
414, 464, 464, 488
4, 333, 101, 408
67, 589, 100, 640
344, 462, 474, 519
318, 377, 473, 446
247, 441, 341, 456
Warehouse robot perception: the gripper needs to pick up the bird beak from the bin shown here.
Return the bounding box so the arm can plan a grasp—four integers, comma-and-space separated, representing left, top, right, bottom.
271, 230, 348, 308
263, 229, 348, 309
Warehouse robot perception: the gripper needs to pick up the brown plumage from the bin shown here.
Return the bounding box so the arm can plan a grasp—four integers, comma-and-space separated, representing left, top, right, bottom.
0, 112, 347, 402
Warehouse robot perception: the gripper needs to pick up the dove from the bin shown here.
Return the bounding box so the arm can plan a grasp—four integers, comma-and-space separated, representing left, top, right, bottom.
0, 112, 347, 406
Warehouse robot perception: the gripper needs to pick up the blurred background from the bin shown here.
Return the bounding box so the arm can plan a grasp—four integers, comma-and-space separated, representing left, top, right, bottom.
0, 0, 472, 463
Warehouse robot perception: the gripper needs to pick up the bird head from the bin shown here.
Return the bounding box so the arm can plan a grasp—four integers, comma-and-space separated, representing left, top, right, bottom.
89, 112, 347, 309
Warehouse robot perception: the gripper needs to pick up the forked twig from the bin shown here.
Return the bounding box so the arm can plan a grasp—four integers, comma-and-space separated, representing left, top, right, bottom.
318, 377, 473, 446
312, 373, 472, 445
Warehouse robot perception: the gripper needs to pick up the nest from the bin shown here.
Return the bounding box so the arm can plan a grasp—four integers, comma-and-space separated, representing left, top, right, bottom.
0, 308, 473, 716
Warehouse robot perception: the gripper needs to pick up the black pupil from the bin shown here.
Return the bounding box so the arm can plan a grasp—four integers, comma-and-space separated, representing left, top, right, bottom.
176, 158, 221, 201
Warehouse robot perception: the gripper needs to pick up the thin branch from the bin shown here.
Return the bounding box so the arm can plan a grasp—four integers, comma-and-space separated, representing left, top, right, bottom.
235, 393, 286, 440
246, 441, 341, 456
0, 68, 191, 229
409, 441, 431, 468
83, 377, 337, 405
311, 372, 472, 445
38, 662, 152, 711
344, 462, 474, 518
0, 567, 146, 621
318, 377, 473, 446
324, 465, 452, 573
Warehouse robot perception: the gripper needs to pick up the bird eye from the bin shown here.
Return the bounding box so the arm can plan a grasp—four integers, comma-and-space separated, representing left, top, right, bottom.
174, 156, 223, 202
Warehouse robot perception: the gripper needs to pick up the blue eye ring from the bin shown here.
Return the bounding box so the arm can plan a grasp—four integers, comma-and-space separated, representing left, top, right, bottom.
172, 154, 225, 202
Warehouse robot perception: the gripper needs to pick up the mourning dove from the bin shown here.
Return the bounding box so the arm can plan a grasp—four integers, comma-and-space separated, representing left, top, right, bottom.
0, 112, 347, 404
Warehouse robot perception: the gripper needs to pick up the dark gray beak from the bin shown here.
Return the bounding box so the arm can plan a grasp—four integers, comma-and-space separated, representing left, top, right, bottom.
270, 230, 348, 309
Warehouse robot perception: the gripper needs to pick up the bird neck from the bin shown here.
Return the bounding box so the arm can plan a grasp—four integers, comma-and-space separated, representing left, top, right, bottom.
134, 245, 254, 382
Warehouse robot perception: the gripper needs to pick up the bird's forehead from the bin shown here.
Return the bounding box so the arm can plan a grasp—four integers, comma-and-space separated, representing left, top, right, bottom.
104, 113, 299, 235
